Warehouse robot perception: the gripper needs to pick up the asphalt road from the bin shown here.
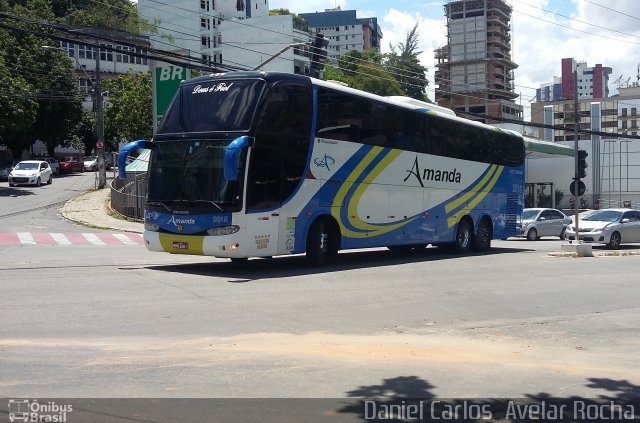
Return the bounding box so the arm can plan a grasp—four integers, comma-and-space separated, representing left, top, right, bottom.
1, 176, 639, 404
0, 171, 98, 232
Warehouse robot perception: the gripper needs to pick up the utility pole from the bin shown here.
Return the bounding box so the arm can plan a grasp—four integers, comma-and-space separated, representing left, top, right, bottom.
95, 44, 106, 189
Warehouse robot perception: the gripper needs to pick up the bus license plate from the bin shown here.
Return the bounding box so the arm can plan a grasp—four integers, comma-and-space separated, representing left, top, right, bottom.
172, 241, 189, 250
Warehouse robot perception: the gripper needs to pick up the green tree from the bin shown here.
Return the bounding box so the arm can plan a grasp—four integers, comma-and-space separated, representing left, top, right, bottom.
55, 0, 148, 34
103, 71, 153, 151
0, 55, 38, 158
34, 46, 82, 156
324, 49, 403, 96
386, 23, 429, 102
69, 108, 96, 156
0, 0, 81, 158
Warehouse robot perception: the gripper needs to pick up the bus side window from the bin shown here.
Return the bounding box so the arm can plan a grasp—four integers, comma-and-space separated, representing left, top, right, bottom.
316, 89, 361, 143
389, 109, 425, 152
248, 83, 312, 211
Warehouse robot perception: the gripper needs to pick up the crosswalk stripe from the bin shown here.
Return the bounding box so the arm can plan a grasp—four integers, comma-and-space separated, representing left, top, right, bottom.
0, 232, 145, 246
50, 233, 72, 245
82, 233, 106, 245
17, 232, 36, 244
113, 233, 139, 245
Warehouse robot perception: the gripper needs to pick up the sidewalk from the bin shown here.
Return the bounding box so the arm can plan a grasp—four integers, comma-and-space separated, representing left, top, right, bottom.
61, 187, 143, 233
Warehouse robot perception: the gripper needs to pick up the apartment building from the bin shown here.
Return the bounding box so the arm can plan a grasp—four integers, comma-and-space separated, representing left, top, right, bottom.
536, 58, 612, 102
299, 8, 383, 60
138, 0, 269, 69
434, 0, 522, 124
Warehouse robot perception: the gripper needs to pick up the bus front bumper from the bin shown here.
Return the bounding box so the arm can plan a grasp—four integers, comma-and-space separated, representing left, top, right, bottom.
144, 231, 246, 258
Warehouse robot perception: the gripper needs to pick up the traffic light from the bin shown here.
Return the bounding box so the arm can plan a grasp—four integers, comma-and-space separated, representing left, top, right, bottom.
577, 149, 588, 179
308, 34, 329, 77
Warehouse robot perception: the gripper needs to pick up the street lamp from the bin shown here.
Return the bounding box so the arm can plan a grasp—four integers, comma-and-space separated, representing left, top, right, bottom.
42, 44, 106, 189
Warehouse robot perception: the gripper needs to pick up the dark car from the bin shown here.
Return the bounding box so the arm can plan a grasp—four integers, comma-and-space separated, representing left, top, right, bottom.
59, 156, 85, 174
0, 160, 19, 181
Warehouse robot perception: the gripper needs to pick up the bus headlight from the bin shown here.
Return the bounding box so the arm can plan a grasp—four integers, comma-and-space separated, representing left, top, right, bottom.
145, 222, 159, 232
207, 225, 240, 236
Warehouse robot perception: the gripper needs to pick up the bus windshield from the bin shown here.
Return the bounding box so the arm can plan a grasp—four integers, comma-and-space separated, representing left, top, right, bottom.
147, 140, 244, 212
158, 79, 265, 134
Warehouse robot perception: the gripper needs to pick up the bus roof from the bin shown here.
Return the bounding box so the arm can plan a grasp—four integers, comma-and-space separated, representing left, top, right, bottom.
185, 71, 523, 140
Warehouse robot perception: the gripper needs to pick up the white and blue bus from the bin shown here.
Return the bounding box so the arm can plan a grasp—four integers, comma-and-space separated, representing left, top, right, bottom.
120, 71, 525, 266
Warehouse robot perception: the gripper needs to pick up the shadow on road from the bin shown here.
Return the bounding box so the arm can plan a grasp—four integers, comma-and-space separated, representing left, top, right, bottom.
336, 376, 640, 422
146, 245, 533, 282
0, 186, 36, 197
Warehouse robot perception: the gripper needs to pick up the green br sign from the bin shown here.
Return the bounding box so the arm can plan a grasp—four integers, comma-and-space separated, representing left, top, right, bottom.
153, 63, 190, 132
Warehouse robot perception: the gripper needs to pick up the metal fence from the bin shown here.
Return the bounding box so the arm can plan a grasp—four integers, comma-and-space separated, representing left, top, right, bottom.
597, 198, 640, 210
110, 172, 147, 221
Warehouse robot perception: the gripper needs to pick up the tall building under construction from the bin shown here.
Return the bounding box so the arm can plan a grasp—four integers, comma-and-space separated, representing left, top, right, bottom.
434, 0, 522, 124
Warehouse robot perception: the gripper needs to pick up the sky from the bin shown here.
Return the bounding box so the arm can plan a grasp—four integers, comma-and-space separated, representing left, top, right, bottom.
268, 0, 640, 121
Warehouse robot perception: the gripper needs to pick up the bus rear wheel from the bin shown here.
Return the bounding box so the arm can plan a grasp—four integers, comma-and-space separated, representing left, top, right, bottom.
473, 218, 492, 252
305, 219, 338, 267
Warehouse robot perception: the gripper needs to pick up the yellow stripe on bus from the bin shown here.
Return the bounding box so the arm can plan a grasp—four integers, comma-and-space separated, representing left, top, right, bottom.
332, 148, 418, 238
446, 166, 503, 228
444, 164, 498, 215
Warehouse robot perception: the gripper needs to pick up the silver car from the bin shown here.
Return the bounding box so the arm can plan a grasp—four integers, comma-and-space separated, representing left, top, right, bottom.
566, 208, 640, 249
518, 208, 573, 241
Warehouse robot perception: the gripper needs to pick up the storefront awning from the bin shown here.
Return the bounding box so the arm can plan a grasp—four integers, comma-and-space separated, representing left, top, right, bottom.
524, 137, 575, 158
125, 148, 150, 172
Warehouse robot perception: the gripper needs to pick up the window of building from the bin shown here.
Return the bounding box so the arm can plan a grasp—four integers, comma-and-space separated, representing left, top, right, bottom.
632, 107, 637, 116
622, 121, 628, 129
99, 44, 113, 62
201, 18, 207, 28
622, 108, 627, 116
79, 77, 91, 93
78, 44, 94, 60
201, 36, 208, 47
60, 41, 75, 57
134, 47, 147, 65
115, 45, 131, 63
632, 120, 637, 128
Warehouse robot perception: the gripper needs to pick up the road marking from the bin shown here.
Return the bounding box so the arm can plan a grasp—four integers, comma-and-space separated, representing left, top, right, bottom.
50, 233, 72, 245
17, 232, 36, 244
82, 233, 105, 245
0, 232, 144, 246
113, 233, 139, 245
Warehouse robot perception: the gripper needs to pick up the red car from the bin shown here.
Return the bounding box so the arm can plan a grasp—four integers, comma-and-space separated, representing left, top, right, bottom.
59, 156, 85, 174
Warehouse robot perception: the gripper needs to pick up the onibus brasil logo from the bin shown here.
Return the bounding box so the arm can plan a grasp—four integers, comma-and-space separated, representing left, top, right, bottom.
8, 399, 73, 422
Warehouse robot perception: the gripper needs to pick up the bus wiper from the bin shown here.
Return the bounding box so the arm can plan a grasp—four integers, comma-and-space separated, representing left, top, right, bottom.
146, 201, 173, 213
181, 199, 224, 212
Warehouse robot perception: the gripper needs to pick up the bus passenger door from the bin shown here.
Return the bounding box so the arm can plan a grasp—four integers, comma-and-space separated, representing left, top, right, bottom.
244, 211, 279, 257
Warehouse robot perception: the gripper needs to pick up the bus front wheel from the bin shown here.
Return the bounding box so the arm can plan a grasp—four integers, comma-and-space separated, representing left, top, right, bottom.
305, 219, 338, 267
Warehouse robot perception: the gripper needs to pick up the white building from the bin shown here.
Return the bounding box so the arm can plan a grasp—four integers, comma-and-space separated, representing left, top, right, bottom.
223, 14, 311, 73
138, 0, 270, 69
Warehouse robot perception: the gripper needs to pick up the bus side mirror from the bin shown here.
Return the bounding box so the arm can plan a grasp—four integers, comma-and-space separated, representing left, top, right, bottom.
118, 140, 153, 179
224, 136, 249, 181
